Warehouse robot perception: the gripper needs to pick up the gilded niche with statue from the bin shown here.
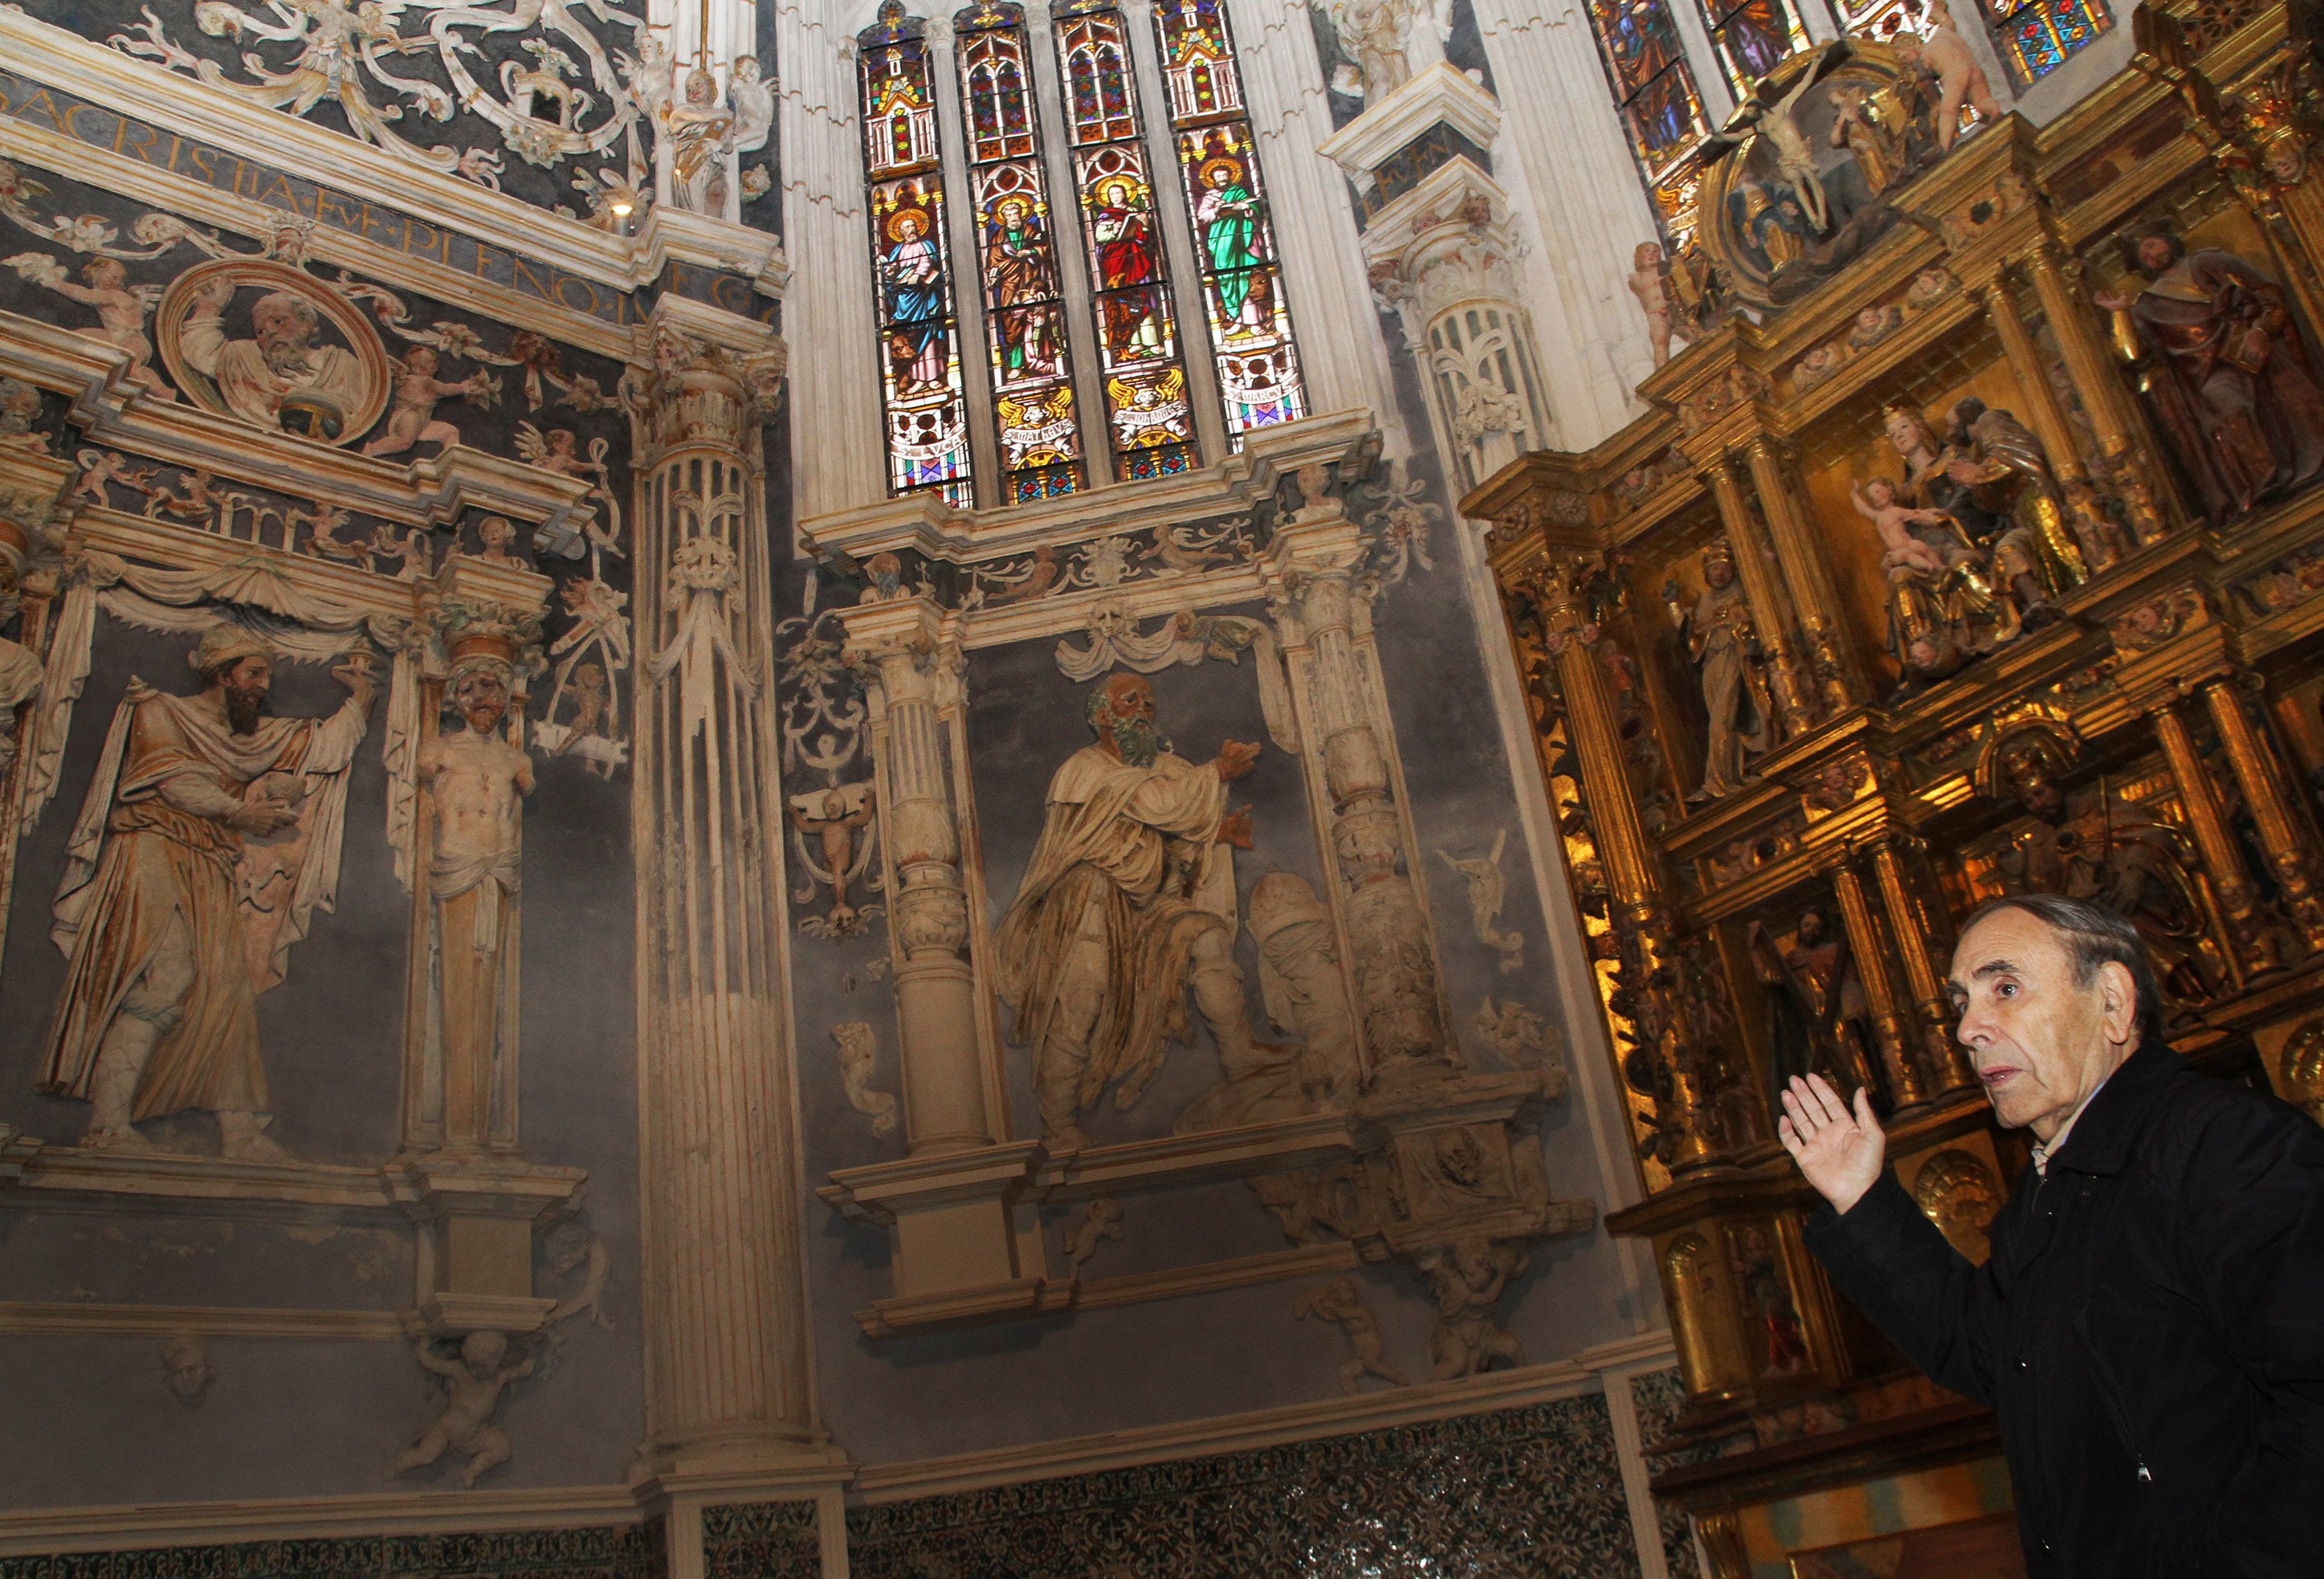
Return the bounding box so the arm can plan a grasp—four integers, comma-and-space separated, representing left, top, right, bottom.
1470, 0, 2324, 1569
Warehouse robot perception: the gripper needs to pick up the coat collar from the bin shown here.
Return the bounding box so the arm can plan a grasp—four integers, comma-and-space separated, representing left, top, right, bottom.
2045, 1035, 2182, 1177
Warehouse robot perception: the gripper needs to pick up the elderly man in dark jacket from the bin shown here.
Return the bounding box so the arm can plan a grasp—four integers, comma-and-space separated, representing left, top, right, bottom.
1780, 892, 2324, 1578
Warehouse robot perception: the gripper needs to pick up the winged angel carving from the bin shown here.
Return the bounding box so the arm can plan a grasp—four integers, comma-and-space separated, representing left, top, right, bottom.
111, 0, 651, 186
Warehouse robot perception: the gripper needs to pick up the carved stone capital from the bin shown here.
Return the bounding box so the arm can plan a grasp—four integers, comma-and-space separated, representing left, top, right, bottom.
624, 308, 787, 463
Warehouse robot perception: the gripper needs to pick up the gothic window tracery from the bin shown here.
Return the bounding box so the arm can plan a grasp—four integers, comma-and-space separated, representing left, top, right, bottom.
1698, 0, 1812, 96
1585, 0, 1714, 243
958, 2, 1087, 500
1152, 0, 1307, 443
1978, 0, 2110, 85
858, 0, 976, 504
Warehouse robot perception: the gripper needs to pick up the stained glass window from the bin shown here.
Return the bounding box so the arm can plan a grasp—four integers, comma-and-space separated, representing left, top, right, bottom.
1698, 0, 1811, 96
956, 2, 1085, 502
1152, 0, 1307, 444
858, 0, 974, 505
1054, 0, 1197, 481
1981, 0, 2109, 85
1586, 0, 1713, 244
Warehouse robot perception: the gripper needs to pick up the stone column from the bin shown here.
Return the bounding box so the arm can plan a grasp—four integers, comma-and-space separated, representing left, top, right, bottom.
1703, 455, 1815, 736
2203, 675, 2324, 952
626, 312, 825, 1480
1825, 853, 1931, 1111
2024, 239, 2172, 544
777, 0, 889, 518
2150, 693, 2281, 980
1469, 0, 1658, 441
1237, 0, 1408, 440
1869, 835, 1975, 1095
1977, 274, 2106, 576
1742, 435, 1860, 712
841, 600, 996, 1154
1269, 468, 1454, 1083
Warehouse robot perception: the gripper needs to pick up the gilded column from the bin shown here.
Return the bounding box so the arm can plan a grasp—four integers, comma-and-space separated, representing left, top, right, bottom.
1826, 853, 1931, 1110
626, 314, 824, 1477
1869, 835, 1976, 1094
1743, 435, 1860, 712
1978, 275, 2107, 576
842, 600, 997, 1153
2024, 240, 2172, 544
1529, 553, 1714, 1169
2150, 693, 2280, 978
1270, 468, 1454, 1081
1705, 455, 1816, 735
2202, 675, 2324, 951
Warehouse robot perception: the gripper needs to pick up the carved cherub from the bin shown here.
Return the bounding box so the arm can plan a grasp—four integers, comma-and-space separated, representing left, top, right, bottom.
471, 516, 523, 566
1416, 1238, 1528, 1380
364, 345, 487, 459
1912, 0, 2000, 152
5, 255, 169, 395
292, 502, 365, 561
389, 1330, 533, 1488
1294, 1275, 1408, 1395
1062, 1198, 1125, 1276
789, 783, 877, 934
1629, 242, 1682, 367
545, 1222, 614, 1332
1851, 476, 1955, 578
73, 448, 153, 506
1437, 830, 1523, 973
143, 468, 231, 524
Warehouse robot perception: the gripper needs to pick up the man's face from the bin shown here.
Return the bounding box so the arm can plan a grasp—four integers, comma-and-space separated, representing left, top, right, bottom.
220, 655, 271, 734
1705, 557, 1734, 589
1796, 909, 1825, 947
2006, 759, 2065, 824
1102, 676, 1158, 769
453, 671, 509, 734
2138, 235, 2175, 272
1947, 907, 2136, 1136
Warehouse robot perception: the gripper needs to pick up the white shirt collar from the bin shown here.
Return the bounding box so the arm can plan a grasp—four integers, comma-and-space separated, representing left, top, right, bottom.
2031, 1067, 2117, 1177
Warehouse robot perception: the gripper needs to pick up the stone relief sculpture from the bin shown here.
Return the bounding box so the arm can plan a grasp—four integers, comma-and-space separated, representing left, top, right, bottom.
2094, 220, 2324, 527
2, 256, 171, 398
36, 626, 375, 1158
1414, 1238, 1527, 1379
1239, 870, 1360, 1111
1663, 540, 1769, 802
1436, 829, 1523, 973
994, 673, 1323, 1149
389, 1330, 534, 1488
1629, 243, 1687, 369
790, 782, 883, 938
832, 1021, 899, 1137
110, 0, 650, 187
1062, 1198, 1125, 1276
0, 521, 42, 781
544, 1219, 614, 1331
418, 630, 535, 1150
1330, 0, 1412, 100
1470, 998, 1554, 1069
660, 66, 737, 216
160, 1332, 214, 1406
1910, 1147, 2002, 1263
1293, 1275, 1407, 1394
161, 262, 394, 444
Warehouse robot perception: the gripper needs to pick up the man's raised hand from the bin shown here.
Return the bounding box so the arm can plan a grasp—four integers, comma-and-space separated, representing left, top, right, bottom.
1212, 740, 1261, 781
1777, 1073, 1886, 1214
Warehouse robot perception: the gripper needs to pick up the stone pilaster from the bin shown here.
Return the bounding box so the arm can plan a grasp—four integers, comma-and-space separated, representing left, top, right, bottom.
1267, 467, 1454, 1081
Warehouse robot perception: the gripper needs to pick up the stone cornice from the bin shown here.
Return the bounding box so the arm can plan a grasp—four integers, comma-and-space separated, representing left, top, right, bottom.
1315, 63, 1502, 182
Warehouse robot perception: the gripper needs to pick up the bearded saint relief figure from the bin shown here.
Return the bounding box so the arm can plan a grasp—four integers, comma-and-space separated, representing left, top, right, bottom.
993, 672, 1312, 1151
38, 627, 375, 1159
169, 271, 383, 443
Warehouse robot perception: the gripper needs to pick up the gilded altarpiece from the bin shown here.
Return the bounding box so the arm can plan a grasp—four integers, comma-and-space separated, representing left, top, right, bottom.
1472, 0, 2324, 1569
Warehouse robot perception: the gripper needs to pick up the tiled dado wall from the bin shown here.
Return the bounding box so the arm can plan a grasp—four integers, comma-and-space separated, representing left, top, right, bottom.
839, 1393, 1642, 1578
1, 1388, 1670, 1579
0, 1523, 668, 1579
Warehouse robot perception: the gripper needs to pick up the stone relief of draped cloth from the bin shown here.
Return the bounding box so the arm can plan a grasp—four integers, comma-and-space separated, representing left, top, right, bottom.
39, 680, 365, 1119
2122, 249, 2324, 524
993, 742, 1232, 1114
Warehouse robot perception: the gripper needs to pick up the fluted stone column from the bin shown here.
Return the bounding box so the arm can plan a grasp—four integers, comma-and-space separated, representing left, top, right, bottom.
778, 0, 888, 517
626, 311, 826, 1482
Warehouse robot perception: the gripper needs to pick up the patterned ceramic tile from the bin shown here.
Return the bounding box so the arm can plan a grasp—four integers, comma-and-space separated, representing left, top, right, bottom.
0, 1521, 662, 1579
702, 1499, 820, 1579
1632, 1366, 1713, 1579
846, 1396, 1642, 1579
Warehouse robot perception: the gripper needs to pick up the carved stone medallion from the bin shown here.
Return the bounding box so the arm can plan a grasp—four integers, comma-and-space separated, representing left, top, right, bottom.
157, 259, 393, 446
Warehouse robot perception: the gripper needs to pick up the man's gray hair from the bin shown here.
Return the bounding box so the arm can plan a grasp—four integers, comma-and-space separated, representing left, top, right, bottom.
1960, 893, 2163, 1041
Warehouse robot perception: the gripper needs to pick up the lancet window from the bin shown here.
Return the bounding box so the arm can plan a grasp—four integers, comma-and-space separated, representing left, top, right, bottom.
1152, 0, 1307, 443
857, 0, 1307, 504
1585, 0, 1713, 243
1698, 0, 1813, 95
1978, 0, 2110, 85
858, 2, 975, 504
958, 2, 1087, 500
